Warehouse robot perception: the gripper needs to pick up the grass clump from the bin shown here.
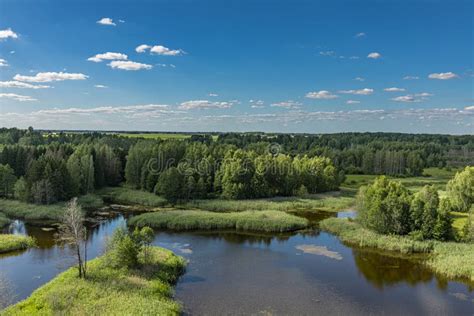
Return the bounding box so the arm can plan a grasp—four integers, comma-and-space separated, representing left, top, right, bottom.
320, 218, 433, 254
129, 210, 308, 233
427, 242, 474, 282
4, 246, 186, 315
0, 234, 36, 254
98, 187, 167, 207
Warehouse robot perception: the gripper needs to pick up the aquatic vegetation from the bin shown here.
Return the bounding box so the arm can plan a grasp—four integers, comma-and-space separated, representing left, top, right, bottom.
0, 234, 36, 254
98, 187, 168, 207
129, 210, 308, 233
3, 247, 186, 315
296, 244, 343, 260
321, 217, 474, 282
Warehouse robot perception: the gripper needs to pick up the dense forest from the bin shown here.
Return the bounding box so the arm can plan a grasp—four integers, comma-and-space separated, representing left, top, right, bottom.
0, 127, 472, 205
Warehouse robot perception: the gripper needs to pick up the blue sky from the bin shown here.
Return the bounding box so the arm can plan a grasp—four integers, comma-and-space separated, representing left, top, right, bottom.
0, 0, 472, 133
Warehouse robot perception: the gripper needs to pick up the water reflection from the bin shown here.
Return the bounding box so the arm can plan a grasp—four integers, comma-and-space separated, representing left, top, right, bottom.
1, 209, 473, 314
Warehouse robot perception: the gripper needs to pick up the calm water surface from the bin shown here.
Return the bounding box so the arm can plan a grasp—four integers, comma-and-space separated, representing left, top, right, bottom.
1, 211, 473, 315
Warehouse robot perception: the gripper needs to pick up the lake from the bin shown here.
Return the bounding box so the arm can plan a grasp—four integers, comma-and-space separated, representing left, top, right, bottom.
1, 211, 473, 315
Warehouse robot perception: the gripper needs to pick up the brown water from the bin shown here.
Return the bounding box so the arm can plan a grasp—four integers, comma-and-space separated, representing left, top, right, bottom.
1, 211, 473, 315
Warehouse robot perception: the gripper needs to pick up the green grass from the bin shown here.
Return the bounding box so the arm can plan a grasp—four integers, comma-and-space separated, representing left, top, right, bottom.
4, 246, 186, 315
129, 210, 308, 233
0, 195, 104, 224
0, 212, 10, 228
98, 187, 168, 207
182, 191, 355, 213
320, 217, 474, 282
320, 218, 433, 254
0, 234, 36, 254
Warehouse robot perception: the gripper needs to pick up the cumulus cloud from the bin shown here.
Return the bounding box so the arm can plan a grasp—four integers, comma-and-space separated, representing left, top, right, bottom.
367, 52, 382, 59
94, 84, 108, 88
135, 44, 151, 53
97, 18, 116, 26
346, 100, 360, 104
88, 52, 128, 62
384, 87, 405, 92
0, 59, 8, 67
354, 77, 365, 81
208, 93, 218, 97
0, 28, 18, 40
179, 100, 236, 110
465, 106, 474, 111
14, 72, 88, 82
339, 88, 374, 95
136, 44, 184, 56
319, 51, 336, 56
403, 75, 419, 80
428, 72, 458, 80
250, 100, 265, 108
354, 32, 366, 38
107, 60, 152, 71
0, 93, 37, 101
305, 90, 338, 99
36, 104, 171, 115
0, 81, 50, 89
270, 100, 302, 109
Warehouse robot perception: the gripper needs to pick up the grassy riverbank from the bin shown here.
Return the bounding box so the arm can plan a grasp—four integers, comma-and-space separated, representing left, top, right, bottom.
320, 218, 474, 282
98, 187, 167, 207
129, 210, 308, 233
0, 195, 104, 224
0, 235, 36, 254
4, 246, 186, 315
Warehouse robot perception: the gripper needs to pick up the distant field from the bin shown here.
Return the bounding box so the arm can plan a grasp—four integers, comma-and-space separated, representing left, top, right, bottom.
115, 133, 192, 140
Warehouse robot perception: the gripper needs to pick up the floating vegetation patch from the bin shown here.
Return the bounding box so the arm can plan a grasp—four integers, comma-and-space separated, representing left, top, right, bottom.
296, 244, 343, 260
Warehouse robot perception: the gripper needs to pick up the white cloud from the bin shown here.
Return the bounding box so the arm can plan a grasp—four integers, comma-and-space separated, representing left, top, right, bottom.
0, 28, 18, 40
150, 45, 183, 56
354, 77, 365, 81
208, 93, 218, 97
97, 18, 116, 26
136, 44, 184, 56
367, 52, 382, 59
0, 59, 8, 67
94, 84, 108, 88
305, 90, 338, 99
391, 93, 431, 103
107, 60, 153, 71
319, 51, 335, 56
428, 72, 458, 80
384, 87, 405, 92
339, 88, 374, 95
118, 19, 125, 23
14, 72, 88, 82
0, 93, 37, 101
136, 44, 151, 53
403, 75, 419, 80
355, 32, 366, 38
88, 52, 128, 62
465, 106, 474, 111
36, 104, 171, 115
250, 100, 265, 108
179, 100, 236, 110
0, 81, 50, 89
270, 100, 302, 109
346, 100, 360, 104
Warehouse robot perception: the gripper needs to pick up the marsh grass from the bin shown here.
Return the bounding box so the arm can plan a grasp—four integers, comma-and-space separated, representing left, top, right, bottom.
0, 195, 104, 224
0, 234, 36, 254
4, 247, 186, 315
98, 187, 168, 207
320, 218, 434, 254
321, 218, 474, 282
129, 210, 308, 233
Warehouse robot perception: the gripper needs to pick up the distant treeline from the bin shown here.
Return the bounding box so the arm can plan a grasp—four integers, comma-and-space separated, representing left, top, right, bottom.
0, 128, 472, 204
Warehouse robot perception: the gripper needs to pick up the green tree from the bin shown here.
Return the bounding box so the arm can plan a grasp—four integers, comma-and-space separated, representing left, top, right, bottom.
0, 164, 17, 198
446, 166, 474, 212
13, 177, 29, 202
410, 185, 439, 239
433, 198, 454, 241
155, 167, 184, 204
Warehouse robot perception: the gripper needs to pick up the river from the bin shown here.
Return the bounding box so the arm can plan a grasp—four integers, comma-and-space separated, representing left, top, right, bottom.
1, 210, 473, 315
